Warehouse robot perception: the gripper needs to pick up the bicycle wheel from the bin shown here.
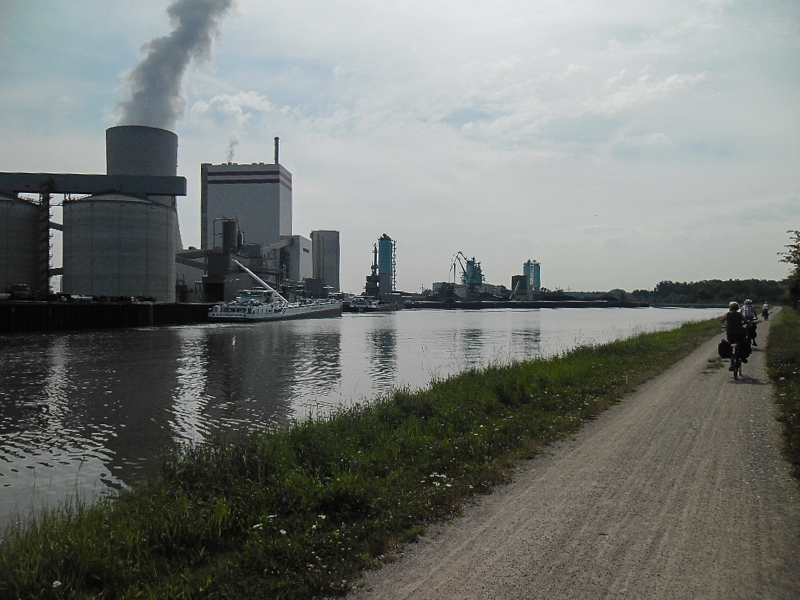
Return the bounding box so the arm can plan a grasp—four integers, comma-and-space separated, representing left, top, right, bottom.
733, 359, 739, 380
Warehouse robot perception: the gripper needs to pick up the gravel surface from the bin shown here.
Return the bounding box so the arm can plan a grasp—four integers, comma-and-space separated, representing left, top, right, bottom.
348, 319, 800, 599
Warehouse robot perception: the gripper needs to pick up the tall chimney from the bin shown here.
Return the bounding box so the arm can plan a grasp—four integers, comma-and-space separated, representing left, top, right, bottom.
274, 137, 279, 164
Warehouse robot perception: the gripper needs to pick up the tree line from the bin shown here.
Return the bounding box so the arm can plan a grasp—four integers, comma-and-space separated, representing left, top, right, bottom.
628, 279, 786, 305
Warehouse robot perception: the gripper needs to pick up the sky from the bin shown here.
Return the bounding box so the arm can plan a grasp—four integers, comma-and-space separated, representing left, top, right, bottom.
1, 0, 798, 294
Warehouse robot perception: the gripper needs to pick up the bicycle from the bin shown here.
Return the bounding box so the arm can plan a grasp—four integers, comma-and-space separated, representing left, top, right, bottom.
729, 341, 743, 380
744, 318, 758, 346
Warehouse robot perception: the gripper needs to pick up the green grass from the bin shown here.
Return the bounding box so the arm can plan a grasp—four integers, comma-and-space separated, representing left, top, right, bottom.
0, 318, 720, 599
766, 309, 800, 480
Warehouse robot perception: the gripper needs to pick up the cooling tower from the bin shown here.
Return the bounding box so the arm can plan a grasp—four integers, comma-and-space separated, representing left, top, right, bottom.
106, 125, 178, 177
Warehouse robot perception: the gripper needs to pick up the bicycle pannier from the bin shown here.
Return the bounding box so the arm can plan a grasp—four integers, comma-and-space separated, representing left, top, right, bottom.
739, 339, 752, 359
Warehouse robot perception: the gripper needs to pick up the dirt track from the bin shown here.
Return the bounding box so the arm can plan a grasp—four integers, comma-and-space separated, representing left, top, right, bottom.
349, 318, 800, 599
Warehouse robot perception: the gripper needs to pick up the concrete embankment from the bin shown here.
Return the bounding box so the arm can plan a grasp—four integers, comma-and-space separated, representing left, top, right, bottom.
0, 301, 212, 333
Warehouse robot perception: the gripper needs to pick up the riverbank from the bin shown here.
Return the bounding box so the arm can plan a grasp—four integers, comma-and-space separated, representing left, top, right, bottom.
0, 318, 720, 599
766, 308, 800, 479
348, 310, 800, 599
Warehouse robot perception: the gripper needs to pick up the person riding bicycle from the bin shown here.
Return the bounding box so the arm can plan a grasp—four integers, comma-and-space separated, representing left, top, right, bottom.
741, 299, 758, 346
762, 302, 770, 320
742, 298, 757, 320
721, 302, 747, 365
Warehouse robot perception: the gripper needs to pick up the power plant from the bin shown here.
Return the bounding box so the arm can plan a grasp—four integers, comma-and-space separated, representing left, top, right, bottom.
0, 1, 347, 329
0, 125, 187, 302
0, 127, 341, 310
191, 136, 339, 302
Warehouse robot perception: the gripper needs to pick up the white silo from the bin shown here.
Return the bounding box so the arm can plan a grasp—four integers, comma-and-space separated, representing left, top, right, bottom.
62, 125, 181, 302
0, 193, 40, 293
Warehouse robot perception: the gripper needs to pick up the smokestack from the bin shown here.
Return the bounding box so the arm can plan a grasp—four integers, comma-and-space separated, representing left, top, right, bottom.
274, 137, 280, 164
116, 0, 233, 131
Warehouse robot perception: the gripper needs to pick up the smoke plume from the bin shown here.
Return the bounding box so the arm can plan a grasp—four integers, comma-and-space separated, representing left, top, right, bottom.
226, 134, 239, 162
116, 0, 233, 131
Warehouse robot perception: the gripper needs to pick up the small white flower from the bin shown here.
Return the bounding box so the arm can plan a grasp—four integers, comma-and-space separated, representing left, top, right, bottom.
312, 524, 317, 530
53, 581, 62, 588
280, 529, 287, 535
253, 523, 263, 530
318, 514, 326, 519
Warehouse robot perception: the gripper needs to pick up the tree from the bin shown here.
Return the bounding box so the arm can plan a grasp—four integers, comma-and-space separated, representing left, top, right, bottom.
780, 230, 800, 308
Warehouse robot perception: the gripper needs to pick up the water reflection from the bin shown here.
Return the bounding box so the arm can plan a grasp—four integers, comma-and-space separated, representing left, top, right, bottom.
460, 328, 485, 369
368, 326, 397, 390
1, 307, 722, 525
172, 328, 212, 442
510, 327, 542, 362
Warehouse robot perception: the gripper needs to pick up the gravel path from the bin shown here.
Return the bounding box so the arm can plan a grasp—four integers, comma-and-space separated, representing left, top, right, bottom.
348, 319, 800, 599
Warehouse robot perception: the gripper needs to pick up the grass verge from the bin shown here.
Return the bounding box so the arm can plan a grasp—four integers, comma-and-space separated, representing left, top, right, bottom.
0, 319, 720, 599
766, 309, 800, 480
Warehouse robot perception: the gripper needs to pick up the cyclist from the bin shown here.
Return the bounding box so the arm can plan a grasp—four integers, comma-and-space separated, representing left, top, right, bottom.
741, 299, 758, 346
742, 298, 757, 320
721, 302, 746, 367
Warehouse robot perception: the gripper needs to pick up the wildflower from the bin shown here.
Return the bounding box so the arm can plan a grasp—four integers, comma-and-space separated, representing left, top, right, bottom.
318, 514, 326, 519
253, 523, 263, 530
53, 581, 62, 588
280, 529, 287, 535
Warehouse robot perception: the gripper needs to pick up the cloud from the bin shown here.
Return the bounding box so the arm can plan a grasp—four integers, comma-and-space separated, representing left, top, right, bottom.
591, 71, 708, 115
190, 90, 274, 128
2, 0, 798, 293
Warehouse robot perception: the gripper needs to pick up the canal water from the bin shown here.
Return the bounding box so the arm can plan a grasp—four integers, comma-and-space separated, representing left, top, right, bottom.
0, 307, 720, 526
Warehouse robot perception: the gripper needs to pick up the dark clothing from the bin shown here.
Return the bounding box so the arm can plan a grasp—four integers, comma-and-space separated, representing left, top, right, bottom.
724, 310, 745, 343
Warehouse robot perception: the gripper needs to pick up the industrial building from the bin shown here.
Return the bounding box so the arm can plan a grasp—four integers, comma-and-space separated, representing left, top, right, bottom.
311, 230, 340, 294
0, 129, 340, 307
63, 126, 182, 302
200, 144, 292, 250
195, 139, 339, 301
511, 260, 542, 300
0, 125, 187, 302
364, 233, 396, 298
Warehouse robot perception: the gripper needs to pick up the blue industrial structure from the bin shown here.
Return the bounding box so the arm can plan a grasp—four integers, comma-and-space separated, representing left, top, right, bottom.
365, 233, 396, 298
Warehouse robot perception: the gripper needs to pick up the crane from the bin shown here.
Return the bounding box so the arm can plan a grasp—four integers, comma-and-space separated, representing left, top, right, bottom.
451, 251, 484, 292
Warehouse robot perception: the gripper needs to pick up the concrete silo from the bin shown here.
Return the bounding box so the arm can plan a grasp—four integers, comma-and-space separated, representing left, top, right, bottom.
0, 194, 39, 293
62, 125, 181, 301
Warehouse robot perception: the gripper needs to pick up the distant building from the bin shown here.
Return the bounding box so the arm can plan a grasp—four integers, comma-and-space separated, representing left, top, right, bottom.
286, 235, 313, 282
200, 162, 292, 251
311, 230, 340, 293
